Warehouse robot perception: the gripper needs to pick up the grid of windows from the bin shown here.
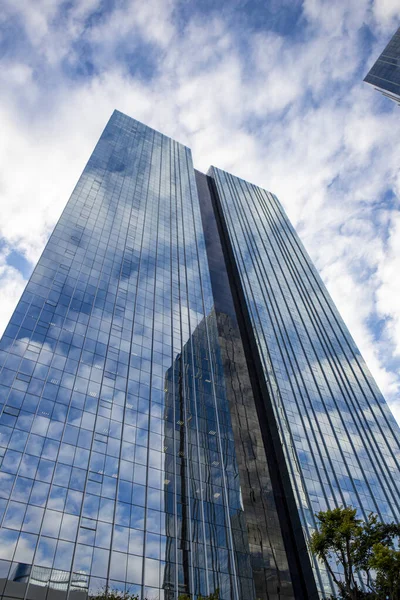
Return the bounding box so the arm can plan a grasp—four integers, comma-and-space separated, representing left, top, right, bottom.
210, 166, 400, 597
0, 112, 253, 600
364, 26, 400, 104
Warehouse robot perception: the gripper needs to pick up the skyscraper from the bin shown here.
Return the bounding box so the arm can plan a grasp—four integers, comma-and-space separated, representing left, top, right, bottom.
0, 110, 399, 600
364, 26, 400, 104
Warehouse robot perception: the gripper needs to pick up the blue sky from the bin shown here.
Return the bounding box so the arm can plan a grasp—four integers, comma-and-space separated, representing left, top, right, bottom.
1, 0, 400, 421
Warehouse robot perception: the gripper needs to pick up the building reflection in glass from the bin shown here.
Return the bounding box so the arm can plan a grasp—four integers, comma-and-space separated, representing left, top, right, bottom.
161, 310, 255, 600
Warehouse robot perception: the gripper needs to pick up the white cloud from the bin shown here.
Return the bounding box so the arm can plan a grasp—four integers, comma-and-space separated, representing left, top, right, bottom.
0, 246, 26, 333
376, 212, 400, 355
372, 0, 400, 31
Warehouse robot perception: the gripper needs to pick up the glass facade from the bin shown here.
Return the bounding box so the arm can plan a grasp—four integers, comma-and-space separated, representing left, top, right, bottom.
364, 26, 400, 104
0, 109, 399, 600
0, 112, 253, 600
209, 166, 400, 597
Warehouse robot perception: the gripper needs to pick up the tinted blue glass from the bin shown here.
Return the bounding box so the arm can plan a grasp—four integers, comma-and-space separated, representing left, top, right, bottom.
0, 112, 252, 600
364, 26, 400, 104
209, 166, 400, 596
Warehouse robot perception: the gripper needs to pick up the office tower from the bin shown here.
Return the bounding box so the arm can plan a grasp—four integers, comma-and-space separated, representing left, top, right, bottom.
0, 112, 257, 600
207, 167, 400, 597
364, 26, 400, 104
0, 111, 399, 600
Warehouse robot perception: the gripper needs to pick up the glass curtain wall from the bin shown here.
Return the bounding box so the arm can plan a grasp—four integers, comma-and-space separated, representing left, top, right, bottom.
209, 166, 400, 597
0, 112, 250, 600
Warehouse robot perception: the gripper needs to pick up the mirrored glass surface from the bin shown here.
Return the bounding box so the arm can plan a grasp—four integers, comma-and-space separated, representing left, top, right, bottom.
209, 166, 400, 597
0, 112, 252, 600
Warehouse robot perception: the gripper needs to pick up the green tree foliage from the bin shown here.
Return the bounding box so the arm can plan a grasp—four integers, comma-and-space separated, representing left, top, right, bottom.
309, 506, 400, 600
370, 543, 400, 600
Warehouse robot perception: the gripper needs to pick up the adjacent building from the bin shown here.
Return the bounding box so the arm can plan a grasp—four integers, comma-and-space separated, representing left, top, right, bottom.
364, 26, 400, 104
0, 110, 399, 600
